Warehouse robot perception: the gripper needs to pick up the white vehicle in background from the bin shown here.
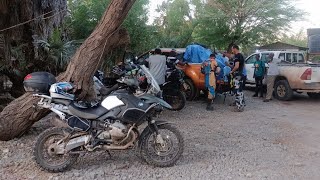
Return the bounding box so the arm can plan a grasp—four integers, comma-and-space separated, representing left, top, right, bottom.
245, 51, 320, 100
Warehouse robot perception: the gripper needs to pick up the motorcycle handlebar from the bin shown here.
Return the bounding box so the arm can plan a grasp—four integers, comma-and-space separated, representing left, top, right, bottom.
32, 94, 52, 99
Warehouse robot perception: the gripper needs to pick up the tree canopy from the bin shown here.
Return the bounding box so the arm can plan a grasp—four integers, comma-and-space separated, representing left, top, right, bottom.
193, 0, 305, 50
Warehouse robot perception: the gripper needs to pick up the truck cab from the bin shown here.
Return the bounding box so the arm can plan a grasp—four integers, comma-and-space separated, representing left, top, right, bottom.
245, 51, 306, 84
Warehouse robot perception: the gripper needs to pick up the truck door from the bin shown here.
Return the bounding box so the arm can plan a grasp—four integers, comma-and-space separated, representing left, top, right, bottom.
245, 54, 257, 83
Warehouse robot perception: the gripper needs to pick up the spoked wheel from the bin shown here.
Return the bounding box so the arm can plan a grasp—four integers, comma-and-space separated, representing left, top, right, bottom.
33, 127, 78, 172
163, 91, 186, 111
140, 124, 184, 167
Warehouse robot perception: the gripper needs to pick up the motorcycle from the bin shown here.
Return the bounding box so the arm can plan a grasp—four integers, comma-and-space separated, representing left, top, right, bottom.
25, 65, 184, 172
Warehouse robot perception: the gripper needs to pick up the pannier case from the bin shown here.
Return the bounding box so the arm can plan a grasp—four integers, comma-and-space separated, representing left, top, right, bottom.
23, 72, 56, 94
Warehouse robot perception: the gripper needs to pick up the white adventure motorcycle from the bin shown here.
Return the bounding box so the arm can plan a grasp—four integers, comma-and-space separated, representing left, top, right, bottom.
24, 65, 184, 172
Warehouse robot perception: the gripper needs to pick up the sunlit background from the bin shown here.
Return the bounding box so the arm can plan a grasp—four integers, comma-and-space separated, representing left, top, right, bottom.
148, 0, 320, 34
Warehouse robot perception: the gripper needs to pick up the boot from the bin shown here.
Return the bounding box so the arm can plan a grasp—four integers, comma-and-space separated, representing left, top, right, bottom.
206, 99, 214, 111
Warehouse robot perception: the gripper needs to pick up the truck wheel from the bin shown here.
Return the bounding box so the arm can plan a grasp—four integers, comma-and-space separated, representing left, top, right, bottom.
307, 93, 320, 99
184, 79, 196, 101
274, 80, 293, 101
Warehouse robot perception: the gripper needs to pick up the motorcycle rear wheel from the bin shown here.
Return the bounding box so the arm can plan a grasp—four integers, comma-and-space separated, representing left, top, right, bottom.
140, 124, 184, 167
163, 91, 186, 111
33, 127, 78, 172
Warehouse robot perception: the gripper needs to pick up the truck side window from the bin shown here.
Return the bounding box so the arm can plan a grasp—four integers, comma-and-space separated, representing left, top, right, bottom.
279, 53, 285, 61
298, 54, 304, 63
246, 55, 256, 64
292, 53, 298, 63
286, 53, 292, 63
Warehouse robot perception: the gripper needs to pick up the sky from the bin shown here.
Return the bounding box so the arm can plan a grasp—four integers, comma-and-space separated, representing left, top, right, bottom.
147, 0, 320, 35
291, 0, 320, 33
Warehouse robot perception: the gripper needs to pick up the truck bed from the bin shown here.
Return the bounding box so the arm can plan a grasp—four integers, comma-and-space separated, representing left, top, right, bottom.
278, 63, 320, 90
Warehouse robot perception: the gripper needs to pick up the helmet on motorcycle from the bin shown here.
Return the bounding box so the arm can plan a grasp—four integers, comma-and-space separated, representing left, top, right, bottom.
49, 82, 75, 100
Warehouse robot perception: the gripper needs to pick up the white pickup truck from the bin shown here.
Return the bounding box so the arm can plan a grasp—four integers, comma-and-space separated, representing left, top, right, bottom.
245, 51, 320, 100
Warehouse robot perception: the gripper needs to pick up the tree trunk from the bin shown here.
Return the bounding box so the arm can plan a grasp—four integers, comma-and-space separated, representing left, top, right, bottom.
0, 0, 135, 141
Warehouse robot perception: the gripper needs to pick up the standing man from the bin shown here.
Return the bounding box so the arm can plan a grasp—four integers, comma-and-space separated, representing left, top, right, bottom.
230, 45, 245, 91
201, 54, 218, 111
146, 48, 167, 85
230, 44, 246, 108
253, 54, 266, 97
264, 53, 279, 102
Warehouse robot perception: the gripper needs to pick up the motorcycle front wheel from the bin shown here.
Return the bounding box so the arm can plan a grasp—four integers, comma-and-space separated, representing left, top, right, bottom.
140, 124, 184, 167
163, 91, 186, 111
33, 127, 78, 172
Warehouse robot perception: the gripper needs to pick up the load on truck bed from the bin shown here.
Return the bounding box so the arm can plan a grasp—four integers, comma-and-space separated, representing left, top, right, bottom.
245, 51, 320, 100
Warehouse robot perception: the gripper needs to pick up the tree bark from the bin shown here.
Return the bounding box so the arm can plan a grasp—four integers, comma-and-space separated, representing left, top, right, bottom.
0, 0, 135, 141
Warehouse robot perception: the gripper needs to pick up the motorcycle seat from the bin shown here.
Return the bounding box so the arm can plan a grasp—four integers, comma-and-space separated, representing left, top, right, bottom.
69, 102, 109, 119
99, 84, 119, 96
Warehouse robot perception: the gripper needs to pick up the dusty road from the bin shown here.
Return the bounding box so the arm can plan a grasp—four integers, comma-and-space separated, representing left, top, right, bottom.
0, 91, 320, 180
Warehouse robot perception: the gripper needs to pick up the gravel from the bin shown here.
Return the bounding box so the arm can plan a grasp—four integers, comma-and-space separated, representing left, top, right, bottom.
1, 90, 320, 180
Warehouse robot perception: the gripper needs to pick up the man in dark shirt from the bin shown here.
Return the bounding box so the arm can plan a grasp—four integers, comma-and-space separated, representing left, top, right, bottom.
231, 44, 245, 92
230, 44, 246, 109
231, 45, 245, 78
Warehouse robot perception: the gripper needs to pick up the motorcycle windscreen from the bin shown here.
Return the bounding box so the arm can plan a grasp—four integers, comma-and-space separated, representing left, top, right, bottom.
140, 65, 161, 94
101, 95, 125, 110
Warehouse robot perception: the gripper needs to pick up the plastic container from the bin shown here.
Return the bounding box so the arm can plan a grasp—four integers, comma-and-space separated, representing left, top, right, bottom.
23, 72, 56, 94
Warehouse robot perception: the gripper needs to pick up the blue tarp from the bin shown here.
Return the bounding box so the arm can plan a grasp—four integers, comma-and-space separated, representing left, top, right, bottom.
183, 44, 212, 63
183, 44, 231, 82
215, 53, 227, 81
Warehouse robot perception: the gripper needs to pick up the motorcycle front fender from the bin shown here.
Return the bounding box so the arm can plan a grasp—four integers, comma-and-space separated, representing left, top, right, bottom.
138, 120, 175, 148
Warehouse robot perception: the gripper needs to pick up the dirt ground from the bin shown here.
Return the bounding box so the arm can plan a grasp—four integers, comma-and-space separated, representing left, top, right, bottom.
0, 90, 320, 180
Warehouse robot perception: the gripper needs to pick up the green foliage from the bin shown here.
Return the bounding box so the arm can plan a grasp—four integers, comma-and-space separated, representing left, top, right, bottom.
66, 0, 110, 39
66, 0, 153, 54
35, 29, 82, 73
122, 0, 154, 53
193, 0, 305, 50
281, 29, 308, 47
153, 0, 197, 48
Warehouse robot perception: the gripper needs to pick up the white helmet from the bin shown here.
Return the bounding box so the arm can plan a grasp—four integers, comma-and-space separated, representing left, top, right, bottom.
49, 82, 75, 100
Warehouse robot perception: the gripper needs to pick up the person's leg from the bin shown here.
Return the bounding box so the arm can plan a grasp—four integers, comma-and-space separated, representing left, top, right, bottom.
258, 77, 264, 97
269, 76, 276, 99
207, 74, 216, 111
206, 87, 214, 111
265, 75, 275, 101
253, 77, 259, 97
241, 76, 247, 90
238, 75, 244, 92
